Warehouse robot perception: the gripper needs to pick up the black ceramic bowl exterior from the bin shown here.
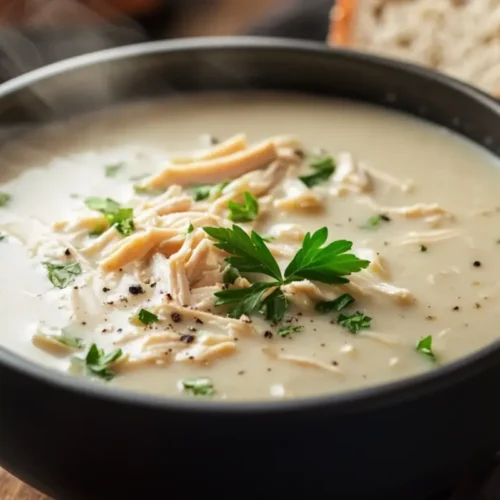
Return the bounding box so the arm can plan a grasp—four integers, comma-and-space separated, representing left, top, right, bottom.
1, 38, 500, 500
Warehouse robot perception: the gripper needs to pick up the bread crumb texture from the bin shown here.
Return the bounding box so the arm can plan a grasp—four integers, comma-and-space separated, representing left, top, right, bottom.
330, 0, 500, 96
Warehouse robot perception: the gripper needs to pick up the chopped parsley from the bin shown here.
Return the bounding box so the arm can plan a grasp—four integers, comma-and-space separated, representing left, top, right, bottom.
277, 325, 304, 337
182, 377, 215, 396
89, 222, 108, 238
105, 162, 124, 178
43, 262, 82, 289
42, 334, 84, 349
138, 308, 159, 325
362, 214, 391, 229
420, 245, 428, 252
227, 192, 259, 223
0, 192, 11, 207
0, 234, 5, 242
416, 336, 435, 360
186, 222, 194, 234
299, 156, 336, 188
85, 197, 134, 236
191, 185, 212, 201
222, 265, 240, 285
84, 344, 122, 381
338, 311, 372, 334
204, 225, 369, 322
191, 181, 229, 202
316, 293, 355, 314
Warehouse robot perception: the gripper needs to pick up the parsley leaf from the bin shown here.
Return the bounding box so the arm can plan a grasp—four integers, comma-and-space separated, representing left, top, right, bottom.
214, 282, 277, 319
260, 288, 288, 323
191, 181, 229, 202
85, 344, 122, 381
416, 336, 435, 360
316, 293, 355, 314
299, 156, 335, 188
0, 234, 5, 241
138, 308, 159, 325
42, 334, 85, 349
284, 228, 369, 284
222, 265, 240, 284
43, 262, 82, 289
85, 197, 134, 236
204, 225, 283, 281
0, 192, 11, 207
182, 377, 215, 396
228, 192, 259, 222
105, 162, 124, 178
420, 245, 428, 253
191, 185, 212, 201
187, 222, 194, 234
338, 311, 371, 334
362, 214, 391, 229
89, 222, 108, 238
277, 325, 304, 337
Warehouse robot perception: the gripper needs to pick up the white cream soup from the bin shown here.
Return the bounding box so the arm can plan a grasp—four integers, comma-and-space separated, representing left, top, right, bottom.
0, 93, 499, 401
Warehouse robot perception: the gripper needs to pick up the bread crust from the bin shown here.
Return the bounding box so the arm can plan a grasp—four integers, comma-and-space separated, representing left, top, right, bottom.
329, 0, 357, 46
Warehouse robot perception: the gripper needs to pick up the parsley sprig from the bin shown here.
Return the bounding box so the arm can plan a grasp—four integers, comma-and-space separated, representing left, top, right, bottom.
228, 192, 259, 222
299, 156, 336, 188
44, 262, 82, 289
204, 225, 369, 322
85, 197, 135, 236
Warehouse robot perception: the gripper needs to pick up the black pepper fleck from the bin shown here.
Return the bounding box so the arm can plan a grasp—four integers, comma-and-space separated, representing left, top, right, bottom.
128, 285, 144, 295
102, 287, 110, 293
453, 306, 460, 311
188, 327, 197, 332
426, 315, 436, 320
195, 318, 203, 324
150, 282, 157, 288
473, 261, 482, 267
238, 370, 245, 375
180, 334, 195, 343
474, 302, 481, 309
332, 361, 339, 366
171, 312, 182, 323
264, 331, 273, 339
380, 214, 391, 222
64, 248, 71, 256
166, 293, 173, 301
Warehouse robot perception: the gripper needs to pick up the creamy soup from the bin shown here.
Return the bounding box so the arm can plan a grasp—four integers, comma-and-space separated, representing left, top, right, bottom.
0, 92, 499, 401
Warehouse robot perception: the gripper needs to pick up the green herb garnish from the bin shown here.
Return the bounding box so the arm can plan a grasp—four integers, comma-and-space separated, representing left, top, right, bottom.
338, 311, 372, 334
42, 334, 85, 349
186, 222, 194, 234
204, 225, 369, 322
299, 156, 336, 188
43, 262, 82, 289
138, 308, 159, 325
105, 162, 124, 178
227, 192, 259, 223
85, 197, 134, 236
0, 234, 5, 242
89, 222, 108, 238
222, 265, 240, 284
85, 344, 122, 381
362, 214, 391, 229
316, 293, 355, 314
277, 325, 304, 337
191, 181, 229, 202
182, 377, 215, 396
416, 336, 435, 360
420, 245, 428, 252
0, 192, 11, 207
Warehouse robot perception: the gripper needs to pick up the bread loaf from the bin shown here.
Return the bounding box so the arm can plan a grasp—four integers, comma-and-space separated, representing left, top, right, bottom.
329, 0, 500, 96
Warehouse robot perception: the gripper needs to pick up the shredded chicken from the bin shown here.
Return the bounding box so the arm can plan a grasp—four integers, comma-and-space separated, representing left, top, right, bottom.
30, 134, 425, 378
143, 140, 278, 189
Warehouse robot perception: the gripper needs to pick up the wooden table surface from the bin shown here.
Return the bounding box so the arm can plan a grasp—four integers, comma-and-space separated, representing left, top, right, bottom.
0, 0, 285, 497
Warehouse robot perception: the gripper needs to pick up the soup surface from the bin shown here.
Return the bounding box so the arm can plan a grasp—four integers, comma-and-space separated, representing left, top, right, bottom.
0, 93, 499, 401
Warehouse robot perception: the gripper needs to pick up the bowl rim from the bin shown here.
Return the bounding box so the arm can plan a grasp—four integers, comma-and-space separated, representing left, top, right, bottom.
2, 36, 500, 415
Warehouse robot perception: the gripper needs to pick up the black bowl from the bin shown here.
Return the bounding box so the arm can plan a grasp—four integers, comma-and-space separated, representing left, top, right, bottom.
1, 38, 500, 500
